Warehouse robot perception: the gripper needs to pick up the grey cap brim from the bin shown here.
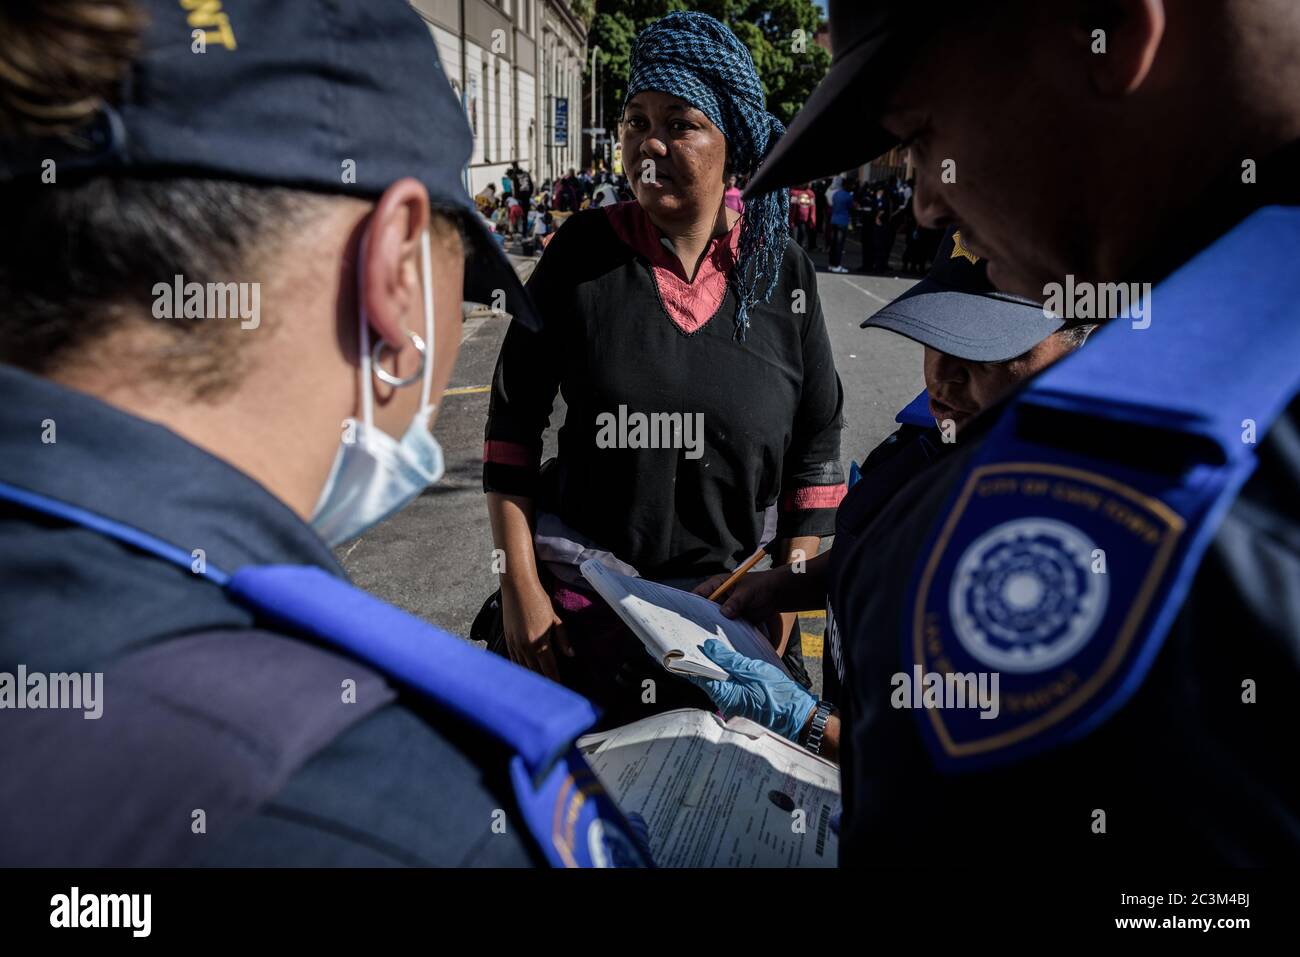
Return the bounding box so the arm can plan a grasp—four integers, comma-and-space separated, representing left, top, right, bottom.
860, 276, 1062, 362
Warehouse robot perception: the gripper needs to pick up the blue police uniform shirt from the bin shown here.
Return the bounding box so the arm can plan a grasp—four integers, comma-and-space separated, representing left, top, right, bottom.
0, 363, 542, 866
831, 396, 1300, 865
827, 143, 1300, 864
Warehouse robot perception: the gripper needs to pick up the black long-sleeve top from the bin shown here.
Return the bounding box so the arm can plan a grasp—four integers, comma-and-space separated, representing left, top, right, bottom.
484, 201, 845, 581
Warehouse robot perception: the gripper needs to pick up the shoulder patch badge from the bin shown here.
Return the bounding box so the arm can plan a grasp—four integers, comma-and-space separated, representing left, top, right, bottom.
907, 461, 1184, 770
512, 749, 654, 867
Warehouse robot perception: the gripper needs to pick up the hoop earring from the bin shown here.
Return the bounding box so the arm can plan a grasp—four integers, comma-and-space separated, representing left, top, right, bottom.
371, 330, 426, 388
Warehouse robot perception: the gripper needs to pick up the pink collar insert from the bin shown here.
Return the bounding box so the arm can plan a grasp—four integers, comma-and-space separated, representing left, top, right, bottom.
604, 200, 740, 335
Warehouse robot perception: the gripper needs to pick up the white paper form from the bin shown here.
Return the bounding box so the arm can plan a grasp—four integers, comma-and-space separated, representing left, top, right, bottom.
579, 709, 840, 868
580, 559, 787, 681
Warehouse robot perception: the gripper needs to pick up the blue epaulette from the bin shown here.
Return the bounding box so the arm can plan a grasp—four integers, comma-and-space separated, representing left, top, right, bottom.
901, 206, 1300, 771
0, 481, 652, 868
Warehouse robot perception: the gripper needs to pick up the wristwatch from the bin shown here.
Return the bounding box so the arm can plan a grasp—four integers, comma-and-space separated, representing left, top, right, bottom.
803, 699, 835, 756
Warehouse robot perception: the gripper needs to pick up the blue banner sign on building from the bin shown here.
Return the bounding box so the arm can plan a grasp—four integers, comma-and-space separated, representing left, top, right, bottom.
555, 97, 568, 147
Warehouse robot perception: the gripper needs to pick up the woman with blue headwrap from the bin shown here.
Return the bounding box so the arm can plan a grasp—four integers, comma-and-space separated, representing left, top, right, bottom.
482, 12, 846, 725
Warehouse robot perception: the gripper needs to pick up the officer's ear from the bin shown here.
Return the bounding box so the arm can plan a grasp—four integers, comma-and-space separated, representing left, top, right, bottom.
361, 177, 431, 354
1075, 0, 1166, 97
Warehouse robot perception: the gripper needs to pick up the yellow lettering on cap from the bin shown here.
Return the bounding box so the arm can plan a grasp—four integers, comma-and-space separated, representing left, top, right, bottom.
950, 230, 979, 265
180, 0, 237, 50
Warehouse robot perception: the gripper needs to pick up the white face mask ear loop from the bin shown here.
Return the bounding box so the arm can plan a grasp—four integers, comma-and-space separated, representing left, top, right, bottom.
357, 220, 376, 428
418, 227, 437, 416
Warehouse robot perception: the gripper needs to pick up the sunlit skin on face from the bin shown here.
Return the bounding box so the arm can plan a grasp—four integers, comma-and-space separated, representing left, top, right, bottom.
923, 332, 1075, 432
878, 2, 1179, 300
880, 35, 1088, 300
54, 181, 466, 524
621, 91, 729, 229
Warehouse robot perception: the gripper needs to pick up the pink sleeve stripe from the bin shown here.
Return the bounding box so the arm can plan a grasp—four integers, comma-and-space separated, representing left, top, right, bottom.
483, 440, 536, 467
781, 483, 847, 511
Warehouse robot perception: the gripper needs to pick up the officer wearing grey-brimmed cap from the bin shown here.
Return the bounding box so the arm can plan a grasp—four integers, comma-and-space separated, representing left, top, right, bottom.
692, 223, 1094, 715
0, 0, 646, 868
862, 226, 1094, 430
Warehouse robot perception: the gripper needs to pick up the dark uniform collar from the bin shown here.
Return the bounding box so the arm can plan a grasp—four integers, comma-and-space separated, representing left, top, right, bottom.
0, 363, 345, 577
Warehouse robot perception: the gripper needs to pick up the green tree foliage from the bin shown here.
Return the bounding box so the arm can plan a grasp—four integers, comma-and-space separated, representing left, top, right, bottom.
586, 0, 828, 132
568, 0, 598, 24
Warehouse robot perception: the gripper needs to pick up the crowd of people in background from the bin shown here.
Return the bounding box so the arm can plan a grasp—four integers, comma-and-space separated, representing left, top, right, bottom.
799, 172, 943, 276
475, 162, 941, 278
475, 163, 634, 254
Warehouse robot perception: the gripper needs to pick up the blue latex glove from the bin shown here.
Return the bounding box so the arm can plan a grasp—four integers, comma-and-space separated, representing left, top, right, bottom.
684, 638, 817, 742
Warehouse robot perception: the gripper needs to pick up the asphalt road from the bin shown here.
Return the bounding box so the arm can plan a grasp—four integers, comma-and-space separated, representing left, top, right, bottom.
338, 232, 925, 696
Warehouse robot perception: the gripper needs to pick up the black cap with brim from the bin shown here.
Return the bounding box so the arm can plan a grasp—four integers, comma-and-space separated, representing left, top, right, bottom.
745, 0, 950, 197
0, 0, 538, 330
859, 227, 1062, 362
460, 213, 536, 328
747, 27, 897, 196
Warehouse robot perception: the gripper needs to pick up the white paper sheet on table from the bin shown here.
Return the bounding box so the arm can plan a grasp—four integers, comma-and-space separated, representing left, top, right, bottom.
578, 708, 840, 868
579, 559, 787, 681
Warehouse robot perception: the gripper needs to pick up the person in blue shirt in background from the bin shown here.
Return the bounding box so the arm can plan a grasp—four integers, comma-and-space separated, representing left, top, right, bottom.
827, 177, 857, 273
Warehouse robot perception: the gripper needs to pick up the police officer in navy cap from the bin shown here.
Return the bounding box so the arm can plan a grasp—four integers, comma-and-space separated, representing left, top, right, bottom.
0, 0, 647, 867
692, 225, 1096, 733
858, 227, 1095, 437
689, 0, 1300, 863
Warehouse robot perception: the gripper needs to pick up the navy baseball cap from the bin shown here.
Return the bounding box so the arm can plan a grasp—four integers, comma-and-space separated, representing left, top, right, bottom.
0, 0, 538, 330
859, 227, 1063, 362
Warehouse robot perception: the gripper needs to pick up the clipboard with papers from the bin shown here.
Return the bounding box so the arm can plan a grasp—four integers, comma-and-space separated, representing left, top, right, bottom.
578, 558, 788, 681
578, 708, 840, 867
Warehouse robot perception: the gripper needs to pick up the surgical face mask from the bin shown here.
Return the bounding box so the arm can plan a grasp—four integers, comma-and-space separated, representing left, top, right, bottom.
311, 228, 445, 546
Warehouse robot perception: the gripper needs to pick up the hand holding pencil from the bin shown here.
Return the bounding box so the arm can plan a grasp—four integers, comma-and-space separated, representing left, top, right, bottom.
705, 547, 767, 602
693, 548, 786, 628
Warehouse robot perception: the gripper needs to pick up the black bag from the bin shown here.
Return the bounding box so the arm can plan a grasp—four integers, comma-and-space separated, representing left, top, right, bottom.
470, 587, 508, 657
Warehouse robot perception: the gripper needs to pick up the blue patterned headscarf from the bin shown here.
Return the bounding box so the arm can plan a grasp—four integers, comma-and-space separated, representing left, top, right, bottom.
624, 11, 789, 339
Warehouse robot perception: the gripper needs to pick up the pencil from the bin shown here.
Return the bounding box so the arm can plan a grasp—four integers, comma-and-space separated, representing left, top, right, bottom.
706, 547, 767, 602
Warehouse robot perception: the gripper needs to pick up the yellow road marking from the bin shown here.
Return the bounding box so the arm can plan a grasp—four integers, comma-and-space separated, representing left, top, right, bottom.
442, 385, 491, 396
798, 610, 825, 658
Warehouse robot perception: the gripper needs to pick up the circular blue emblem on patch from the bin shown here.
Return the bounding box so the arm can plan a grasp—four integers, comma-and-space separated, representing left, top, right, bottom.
949, 517, 1108, 673
587, 817, 650, 868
